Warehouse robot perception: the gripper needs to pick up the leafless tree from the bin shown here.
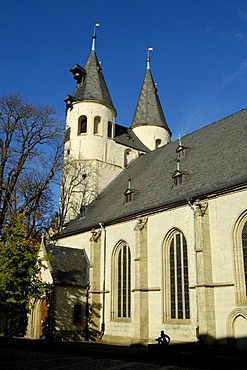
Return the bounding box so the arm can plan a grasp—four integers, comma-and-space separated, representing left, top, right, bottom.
58, 155, 98, 231
0, 93, 64, 237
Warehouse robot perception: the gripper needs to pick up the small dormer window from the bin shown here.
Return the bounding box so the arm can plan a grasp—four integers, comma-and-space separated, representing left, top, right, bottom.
124, 176, 133, 203
172, 160, 183, 187
173, 173, 183, 187
124, 190, 133, 203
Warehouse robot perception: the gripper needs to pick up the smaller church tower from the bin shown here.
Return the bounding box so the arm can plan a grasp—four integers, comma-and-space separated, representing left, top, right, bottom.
64, 31, 117, 166
131, 49, 171, 150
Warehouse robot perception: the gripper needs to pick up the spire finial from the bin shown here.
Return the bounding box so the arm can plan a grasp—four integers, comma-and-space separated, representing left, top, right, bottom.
128, 175, 131, 189
92, 22, 100, 51
178, 134, 182, 146
146, 47, 153, 69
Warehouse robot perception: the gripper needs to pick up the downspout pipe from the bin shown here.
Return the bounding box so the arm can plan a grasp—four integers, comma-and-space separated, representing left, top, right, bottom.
99, 222, 106, 339
187, 198, 199, 340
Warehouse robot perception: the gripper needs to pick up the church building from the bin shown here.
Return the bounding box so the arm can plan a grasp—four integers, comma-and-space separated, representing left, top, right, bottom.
27, 32, 247, 349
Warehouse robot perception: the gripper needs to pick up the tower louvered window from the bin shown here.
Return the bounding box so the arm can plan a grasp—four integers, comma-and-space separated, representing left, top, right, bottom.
169, 231, 190, 320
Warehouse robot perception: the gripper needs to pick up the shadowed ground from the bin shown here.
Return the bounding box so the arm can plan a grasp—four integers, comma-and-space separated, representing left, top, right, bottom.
1, 338, 247, 369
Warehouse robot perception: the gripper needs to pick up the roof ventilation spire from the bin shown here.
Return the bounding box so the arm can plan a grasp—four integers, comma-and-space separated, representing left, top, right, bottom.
92, 22, 100, 51
178, 134, 182, 146
128, 176, 131, 190
146, 47, 153, 70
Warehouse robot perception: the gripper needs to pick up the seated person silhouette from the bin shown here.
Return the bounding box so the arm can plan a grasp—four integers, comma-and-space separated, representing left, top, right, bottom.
155, 330, 170, 345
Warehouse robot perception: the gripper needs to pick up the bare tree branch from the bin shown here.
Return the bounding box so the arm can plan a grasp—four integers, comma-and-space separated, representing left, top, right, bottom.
0, 93, 63, 236
58, 155, 98, 231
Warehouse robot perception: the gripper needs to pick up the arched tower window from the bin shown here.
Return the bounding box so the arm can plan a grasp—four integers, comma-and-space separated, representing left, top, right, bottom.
94, 116, 101, 135
155, 139, 162, 148
73, 303, 82, 325
112, 242, 131, 319
107, 121, 113, 138
78, 116, 87, 134
164, 230, 190, 321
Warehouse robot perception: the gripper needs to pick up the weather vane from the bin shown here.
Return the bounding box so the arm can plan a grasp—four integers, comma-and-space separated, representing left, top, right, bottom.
92, 22, 100, 51
147, 46, 154, 58
146, 47, 154, 69
93, 22, 100, 35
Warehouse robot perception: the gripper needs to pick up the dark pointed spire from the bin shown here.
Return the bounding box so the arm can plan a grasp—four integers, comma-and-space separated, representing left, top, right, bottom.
131, 49, 171, 134
70, 24, 116, 112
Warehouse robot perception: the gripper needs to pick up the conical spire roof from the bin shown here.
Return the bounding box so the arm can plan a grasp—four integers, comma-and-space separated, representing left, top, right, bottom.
71, 36, 115, 112
131, 59, 171, 133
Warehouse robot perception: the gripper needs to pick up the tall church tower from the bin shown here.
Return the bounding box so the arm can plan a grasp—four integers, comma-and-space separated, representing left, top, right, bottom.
131, 51, 171, 150
63, 32, 122, 222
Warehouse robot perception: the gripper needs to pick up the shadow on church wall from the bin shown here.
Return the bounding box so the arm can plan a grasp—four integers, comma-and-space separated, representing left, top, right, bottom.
41, 283, 101, 342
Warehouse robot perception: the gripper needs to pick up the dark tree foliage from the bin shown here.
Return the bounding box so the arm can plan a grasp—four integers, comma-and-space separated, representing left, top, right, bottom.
0, 214, 47, 337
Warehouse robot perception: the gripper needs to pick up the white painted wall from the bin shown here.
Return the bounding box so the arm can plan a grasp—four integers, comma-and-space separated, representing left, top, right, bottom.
132, 125, 170, 150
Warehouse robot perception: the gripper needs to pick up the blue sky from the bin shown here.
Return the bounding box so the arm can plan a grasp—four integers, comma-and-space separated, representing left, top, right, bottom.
1, 0, 247, 139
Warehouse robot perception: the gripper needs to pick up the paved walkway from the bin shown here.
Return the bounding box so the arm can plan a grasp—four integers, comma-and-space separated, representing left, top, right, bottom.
0, 348, 205, 370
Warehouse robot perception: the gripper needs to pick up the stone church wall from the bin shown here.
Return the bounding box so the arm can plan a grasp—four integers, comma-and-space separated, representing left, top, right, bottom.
56, 188, 247, 346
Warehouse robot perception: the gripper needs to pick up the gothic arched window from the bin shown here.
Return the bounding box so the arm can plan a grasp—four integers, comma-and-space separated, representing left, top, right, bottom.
242, 222, 247, 294
112, 242, 131, 319
233, 213, 247, 304
164, 230, 190, 321
78, 116, 87, 134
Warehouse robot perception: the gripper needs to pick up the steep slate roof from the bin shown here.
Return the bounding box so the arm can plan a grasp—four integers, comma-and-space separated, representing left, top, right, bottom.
131, 67, 171, 134
58, 108, 247, 238
72, 50, 115, 111
114, 124, 150, 152
46, 245, 89, 286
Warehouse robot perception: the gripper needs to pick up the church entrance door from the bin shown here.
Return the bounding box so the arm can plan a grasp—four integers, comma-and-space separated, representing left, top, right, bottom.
40, 299, 48, 337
